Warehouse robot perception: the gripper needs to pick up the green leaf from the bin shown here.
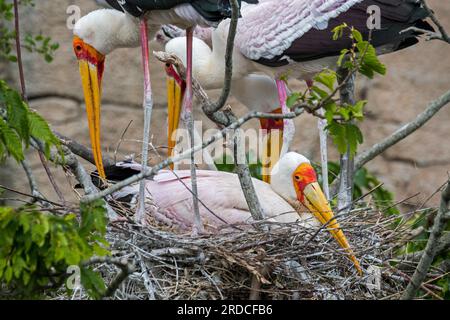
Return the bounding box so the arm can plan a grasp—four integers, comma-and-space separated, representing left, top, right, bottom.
286, 92, 301, 108
80, 267, 106, 299
0, 117, 24, 161
5, 89, 30, 143
314, 69, 337, 91
357, 42, 386, 78
351, 28, 363, 43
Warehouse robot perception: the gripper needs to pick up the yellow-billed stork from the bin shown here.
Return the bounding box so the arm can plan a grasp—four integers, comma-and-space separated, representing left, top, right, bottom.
109, 151, 362, 274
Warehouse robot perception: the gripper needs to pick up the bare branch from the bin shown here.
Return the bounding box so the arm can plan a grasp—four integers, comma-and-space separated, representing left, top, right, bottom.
402, 0, 450, 44
355, 89, 450, 171
402, 180, 450, 299
55, 132, 116, 169
21, 158, 48, 206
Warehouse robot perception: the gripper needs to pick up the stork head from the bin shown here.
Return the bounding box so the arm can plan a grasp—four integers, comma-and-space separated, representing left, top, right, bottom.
72, 9, 140, 179
271, 152, 362, 274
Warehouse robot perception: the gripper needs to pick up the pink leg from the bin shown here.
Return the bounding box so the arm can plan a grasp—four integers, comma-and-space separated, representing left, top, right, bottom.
136, 18, 154, 223
275, 79, 295, 156
184, 28, 203, 235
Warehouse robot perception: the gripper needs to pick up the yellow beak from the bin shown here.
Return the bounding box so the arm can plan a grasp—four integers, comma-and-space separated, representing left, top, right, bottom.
302, 181, 362, 275
78, 59, 105, 179
166, 66, 184, 170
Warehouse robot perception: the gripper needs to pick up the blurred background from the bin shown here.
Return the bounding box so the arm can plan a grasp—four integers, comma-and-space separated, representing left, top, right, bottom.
1, 0, 449, 208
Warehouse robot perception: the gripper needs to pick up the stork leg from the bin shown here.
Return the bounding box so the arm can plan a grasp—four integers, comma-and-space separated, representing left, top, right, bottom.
306, 79, 330, 200
183, 27, 203, 235
276, 79, 295, 156
136, 18, 154, 223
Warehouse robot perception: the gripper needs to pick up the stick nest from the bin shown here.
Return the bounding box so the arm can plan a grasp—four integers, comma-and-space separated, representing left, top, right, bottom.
68, 201, 437, 301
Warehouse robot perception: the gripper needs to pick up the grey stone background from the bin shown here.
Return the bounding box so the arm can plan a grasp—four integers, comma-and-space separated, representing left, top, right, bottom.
1, 0, 449, 208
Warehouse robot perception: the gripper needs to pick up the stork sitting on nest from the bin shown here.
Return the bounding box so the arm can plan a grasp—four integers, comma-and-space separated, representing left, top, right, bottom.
103, 151, 362, 274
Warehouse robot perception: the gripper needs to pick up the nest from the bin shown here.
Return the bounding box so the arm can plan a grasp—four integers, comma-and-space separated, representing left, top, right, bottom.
65, 201, 434, 300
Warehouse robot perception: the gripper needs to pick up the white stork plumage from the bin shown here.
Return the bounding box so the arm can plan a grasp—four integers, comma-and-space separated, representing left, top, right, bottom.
107, 151, 362, 274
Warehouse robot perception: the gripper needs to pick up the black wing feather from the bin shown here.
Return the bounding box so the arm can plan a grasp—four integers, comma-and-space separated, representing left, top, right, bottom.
105, 0, 258, 21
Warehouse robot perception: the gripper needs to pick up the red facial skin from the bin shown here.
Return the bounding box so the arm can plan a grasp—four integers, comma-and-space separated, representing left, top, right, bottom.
259, 108, 284, 132
165, 63, 186, 93
73, 36, 105, 83
293, 163, 318, 203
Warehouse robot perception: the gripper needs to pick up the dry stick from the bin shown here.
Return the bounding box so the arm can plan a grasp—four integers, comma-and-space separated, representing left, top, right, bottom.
13, 0, 62, 200
21, 159, 47, 206
55, 132, 116, 169
401, 180, 450, 299
183, 27, 203, 235
404, 0, 450, 44
36, 150, 65, 203
331, 89, 450, 197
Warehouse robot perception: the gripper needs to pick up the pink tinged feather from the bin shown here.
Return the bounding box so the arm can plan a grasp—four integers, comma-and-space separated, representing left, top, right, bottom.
111, 167, 312, 233
233, 0, 365, 60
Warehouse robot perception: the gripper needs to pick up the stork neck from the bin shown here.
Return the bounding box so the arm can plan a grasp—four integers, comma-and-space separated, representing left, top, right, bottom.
115, 14, 160, 50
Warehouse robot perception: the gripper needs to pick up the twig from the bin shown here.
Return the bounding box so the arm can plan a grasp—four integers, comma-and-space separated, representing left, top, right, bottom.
401, 0, 450, 44
401, 180, 450, 299
205, 0, 240, 116
55, 132, 116, 169
20, 159, 48, 206
13, 0, 26, 100
36, 148, 65, 203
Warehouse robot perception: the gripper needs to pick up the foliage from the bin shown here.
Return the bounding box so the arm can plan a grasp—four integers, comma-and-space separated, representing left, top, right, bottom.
0, 80, 61, 162
396, 210, 450, 299
286, 24, 386, 158
0, 200, 109, 299
0, 0, 59, 63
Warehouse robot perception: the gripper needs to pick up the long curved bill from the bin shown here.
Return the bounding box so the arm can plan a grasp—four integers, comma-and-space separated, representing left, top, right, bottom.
166, 64, 185, 169
78, 60, 106, 179
302, 182, 362, 275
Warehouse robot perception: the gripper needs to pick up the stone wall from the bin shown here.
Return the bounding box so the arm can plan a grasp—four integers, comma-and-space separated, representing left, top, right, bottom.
1, 0, 449, 207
